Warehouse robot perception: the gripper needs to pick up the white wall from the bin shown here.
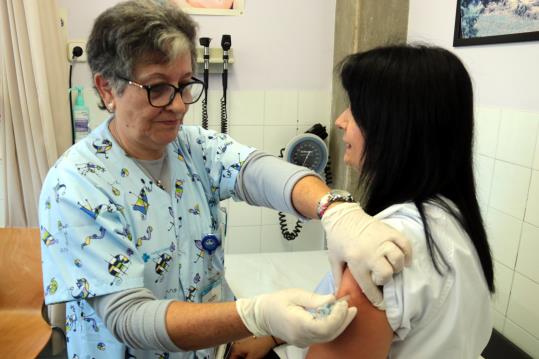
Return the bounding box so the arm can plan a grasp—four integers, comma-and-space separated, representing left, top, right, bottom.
408, 0, 539, 112
57, 0, 337, 252
61, 0, 336, 91
409, 0, 539, 356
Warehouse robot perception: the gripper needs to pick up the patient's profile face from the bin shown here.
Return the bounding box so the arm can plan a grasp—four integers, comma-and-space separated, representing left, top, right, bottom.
335, 107, 364, 171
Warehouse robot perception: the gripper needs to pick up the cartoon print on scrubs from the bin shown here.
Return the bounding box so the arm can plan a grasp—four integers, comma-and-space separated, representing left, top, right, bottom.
39, 121, 254, 358
76, 162, 106, 176
175, 179, 184, 201
168, 206, 182, 231
108, 254, 131, 286
115, 224, 133, 243
81, 226, 106, 249
131, 186, 150, 219
185, 272, 201, 302
53, 179, 67, 202
46, 278, 58, 295
93, 139, 113, 158
41, 227, 58, 247
154, 252, 173, 283
136, 226, 153, 248
70, 278, 94, 300
109, 180, 121, 196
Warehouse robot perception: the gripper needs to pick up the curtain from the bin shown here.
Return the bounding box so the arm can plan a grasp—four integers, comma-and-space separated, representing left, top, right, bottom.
0, 0, 71, 227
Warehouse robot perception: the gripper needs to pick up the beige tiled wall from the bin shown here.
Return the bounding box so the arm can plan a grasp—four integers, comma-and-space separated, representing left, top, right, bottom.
474, 106, 539, 357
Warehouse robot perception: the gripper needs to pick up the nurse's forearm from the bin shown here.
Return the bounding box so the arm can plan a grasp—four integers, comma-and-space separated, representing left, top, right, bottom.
291, 175, 332, 219
165, 300, 251, 351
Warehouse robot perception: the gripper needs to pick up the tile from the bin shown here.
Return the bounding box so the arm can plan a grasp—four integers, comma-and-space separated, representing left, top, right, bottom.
260, 224, 293, 253
474, 155, 494, 206
208, 124, 221, 133
485, 208, 522, 269
262, 125, 298, 157
297, 91, 331, 125
525, 171, 539, 227
264, 91, 298, 125
292, 220, 324, 251
496, 110, 539, 168
479, 202, 489, 223
503, 320, 539, 358
225, 225, 261, 254
475, 107, 501, 157
298, 122, 332, 136
489, 161, 531, 220
492, 308, 506, 332
534, 130, 539, 170
516, 223, 539, 283
227, 200, 261, 227
492, 260, 514, 314
228, 91, 265, 126
229, 126, 263, 150
507, 273, 539, 338
262, 207, 283, 225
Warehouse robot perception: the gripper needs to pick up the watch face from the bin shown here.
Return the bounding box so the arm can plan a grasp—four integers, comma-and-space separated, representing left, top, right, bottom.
284, 134, 328, 174
331, 190, 351, 197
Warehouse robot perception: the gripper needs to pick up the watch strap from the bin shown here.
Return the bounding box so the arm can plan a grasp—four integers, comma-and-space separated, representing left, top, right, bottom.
316, 190, 354, 219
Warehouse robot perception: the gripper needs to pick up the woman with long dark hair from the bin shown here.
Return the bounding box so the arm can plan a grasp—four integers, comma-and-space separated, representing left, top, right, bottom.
230, 44, 494, 358
306, 44, 494, 358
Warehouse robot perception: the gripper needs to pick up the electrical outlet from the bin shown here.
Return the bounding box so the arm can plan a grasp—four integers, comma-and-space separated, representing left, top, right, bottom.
67, 41, 87, 62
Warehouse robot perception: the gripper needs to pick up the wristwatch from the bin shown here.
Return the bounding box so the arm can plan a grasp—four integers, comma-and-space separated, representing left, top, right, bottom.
316, 190, 354, 219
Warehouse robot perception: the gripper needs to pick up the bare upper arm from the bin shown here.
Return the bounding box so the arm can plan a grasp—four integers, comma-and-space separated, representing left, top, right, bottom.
306, 268, 393, 359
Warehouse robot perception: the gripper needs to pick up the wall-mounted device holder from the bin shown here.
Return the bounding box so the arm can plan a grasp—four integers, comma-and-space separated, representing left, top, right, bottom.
195, 47, 234, 74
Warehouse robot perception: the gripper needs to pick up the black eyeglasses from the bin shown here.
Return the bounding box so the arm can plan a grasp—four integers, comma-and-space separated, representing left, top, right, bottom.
118, 76, 205, 108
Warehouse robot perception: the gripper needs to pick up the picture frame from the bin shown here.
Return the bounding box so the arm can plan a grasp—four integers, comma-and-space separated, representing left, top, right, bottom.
174, 0, 244, 16
453, 0, 539, 46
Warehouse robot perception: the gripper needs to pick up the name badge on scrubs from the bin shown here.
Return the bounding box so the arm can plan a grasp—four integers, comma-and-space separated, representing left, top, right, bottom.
201, 276, 223, 303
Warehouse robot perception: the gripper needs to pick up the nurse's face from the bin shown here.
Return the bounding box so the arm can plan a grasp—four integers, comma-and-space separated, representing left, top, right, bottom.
101, 52, 193, 160
335, 107, 365, 171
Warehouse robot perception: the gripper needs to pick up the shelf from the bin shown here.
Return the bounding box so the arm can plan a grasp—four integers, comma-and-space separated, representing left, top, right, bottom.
195, 47, 234, 74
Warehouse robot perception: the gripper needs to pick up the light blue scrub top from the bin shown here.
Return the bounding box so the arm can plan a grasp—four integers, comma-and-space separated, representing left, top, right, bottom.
39, 119, 255, 359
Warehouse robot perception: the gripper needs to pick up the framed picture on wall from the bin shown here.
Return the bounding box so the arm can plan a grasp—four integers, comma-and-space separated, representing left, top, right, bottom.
174, 0, 244, 16
453, 0, 539, 46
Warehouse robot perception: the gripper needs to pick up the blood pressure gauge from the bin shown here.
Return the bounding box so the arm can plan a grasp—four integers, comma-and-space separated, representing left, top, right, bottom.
283, 133, 328, 174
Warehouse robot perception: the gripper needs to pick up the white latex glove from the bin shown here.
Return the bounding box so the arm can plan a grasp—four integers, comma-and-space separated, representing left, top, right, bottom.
321, 202, 412, 309
235, 288, 357, 348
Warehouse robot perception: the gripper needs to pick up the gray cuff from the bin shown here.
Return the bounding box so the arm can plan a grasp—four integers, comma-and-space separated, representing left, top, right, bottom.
86, 288, 182, 352
235, 150, 321, 221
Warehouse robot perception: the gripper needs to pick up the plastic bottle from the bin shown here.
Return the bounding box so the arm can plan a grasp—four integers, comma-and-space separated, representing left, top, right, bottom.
72, 86, 89, 142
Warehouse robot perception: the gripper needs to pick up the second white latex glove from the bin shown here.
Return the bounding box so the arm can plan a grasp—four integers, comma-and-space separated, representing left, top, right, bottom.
235, 288, 357, 348
322, 202, 412, 309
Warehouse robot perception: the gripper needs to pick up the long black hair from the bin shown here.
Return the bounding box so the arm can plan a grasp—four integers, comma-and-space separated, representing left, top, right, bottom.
339, 44, 494, 292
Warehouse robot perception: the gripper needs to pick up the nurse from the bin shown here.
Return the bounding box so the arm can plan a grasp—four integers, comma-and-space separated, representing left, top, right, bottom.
39, 1, 412, 358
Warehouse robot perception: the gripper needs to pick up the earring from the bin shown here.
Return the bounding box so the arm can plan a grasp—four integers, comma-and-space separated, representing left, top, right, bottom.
108, 102, 114, 111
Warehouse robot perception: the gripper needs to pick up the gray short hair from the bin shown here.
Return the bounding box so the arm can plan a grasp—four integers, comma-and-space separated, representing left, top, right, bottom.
87, 0, 198, 96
